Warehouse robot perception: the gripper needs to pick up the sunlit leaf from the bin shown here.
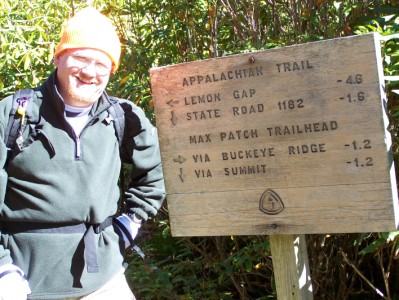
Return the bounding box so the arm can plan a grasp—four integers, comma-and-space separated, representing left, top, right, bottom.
23, 54, 31, 70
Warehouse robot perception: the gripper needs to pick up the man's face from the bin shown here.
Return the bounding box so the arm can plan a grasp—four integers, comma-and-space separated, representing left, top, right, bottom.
54, 48, 113, 107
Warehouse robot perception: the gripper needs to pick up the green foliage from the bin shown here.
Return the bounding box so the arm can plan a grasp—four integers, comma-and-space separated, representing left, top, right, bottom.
359, 231, 399, 255
0, 1, 57, 94
2, 0, 399, 299
126, 221, 275, 299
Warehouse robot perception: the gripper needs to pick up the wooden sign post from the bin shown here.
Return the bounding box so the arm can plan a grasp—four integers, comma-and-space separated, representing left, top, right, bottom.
150, 33, 399, 299
270, 234, 312, 299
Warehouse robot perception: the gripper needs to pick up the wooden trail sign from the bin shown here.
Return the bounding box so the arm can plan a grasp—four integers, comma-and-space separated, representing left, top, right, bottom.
150, 33, 399, 237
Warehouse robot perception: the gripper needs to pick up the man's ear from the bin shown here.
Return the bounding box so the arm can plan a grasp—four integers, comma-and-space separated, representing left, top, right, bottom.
54, 56, 60, 67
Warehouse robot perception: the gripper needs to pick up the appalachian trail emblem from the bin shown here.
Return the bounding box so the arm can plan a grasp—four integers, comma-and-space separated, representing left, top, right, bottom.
259, 189, 284, 215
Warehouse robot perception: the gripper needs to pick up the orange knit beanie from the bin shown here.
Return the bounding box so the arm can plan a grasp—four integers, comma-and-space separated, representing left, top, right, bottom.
54, 7, 121, 72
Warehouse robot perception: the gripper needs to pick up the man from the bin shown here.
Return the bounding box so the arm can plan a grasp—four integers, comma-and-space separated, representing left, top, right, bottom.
0, 7, 165, 299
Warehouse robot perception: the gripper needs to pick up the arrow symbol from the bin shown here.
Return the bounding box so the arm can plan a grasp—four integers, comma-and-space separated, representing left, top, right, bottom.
170, 111, 177, 126
167, 99, 179, 107
173, 155, 186, 164
178, 168, 186, 183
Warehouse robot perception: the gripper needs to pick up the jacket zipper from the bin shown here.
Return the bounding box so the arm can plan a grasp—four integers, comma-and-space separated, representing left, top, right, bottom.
71, 115, 95, 160
70, 104, 111, 160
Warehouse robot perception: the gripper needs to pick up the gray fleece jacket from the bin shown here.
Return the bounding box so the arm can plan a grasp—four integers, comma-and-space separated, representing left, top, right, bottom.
0, 71, 166, 299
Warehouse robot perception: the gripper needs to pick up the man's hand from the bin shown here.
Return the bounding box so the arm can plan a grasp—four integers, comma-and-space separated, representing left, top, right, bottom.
115, 214, 141, 249
0, 264, 31, 300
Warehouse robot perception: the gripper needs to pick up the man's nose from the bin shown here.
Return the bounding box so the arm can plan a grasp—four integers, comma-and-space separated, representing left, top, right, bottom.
82, 61, 97, 76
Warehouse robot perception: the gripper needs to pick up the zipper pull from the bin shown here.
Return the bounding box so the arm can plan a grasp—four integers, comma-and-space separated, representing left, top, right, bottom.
75, 136, 81, 159
17, 98, 28, 124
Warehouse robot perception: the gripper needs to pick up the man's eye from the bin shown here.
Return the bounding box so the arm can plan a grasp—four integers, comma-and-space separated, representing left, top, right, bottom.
97, 63, 108, 69
74, 56, 90, 63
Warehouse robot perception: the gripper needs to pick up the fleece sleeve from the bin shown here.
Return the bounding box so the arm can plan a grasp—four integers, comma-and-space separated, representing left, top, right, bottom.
120, 102, 166, 221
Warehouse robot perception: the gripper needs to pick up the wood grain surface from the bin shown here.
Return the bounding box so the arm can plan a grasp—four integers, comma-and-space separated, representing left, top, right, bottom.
150, 33, 399, 236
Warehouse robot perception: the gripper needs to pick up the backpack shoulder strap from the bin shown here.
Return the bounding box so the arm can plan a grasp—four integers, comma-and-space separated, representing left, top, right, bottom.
107, 96, 125, 149
106, 96, 127, 203
5, 88, 35, 150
